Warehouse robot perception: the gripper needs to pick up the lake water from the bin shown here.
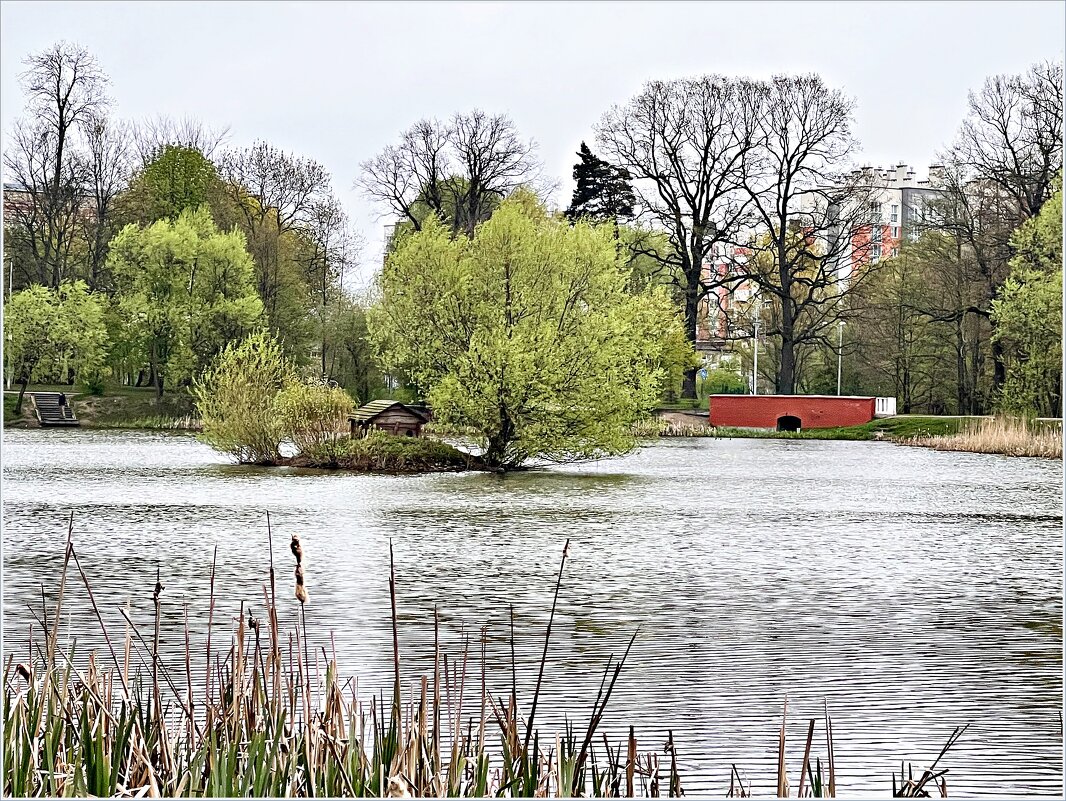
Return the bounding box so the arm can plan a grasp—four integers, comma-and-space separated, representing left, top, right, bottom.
2, 429, 1062, 796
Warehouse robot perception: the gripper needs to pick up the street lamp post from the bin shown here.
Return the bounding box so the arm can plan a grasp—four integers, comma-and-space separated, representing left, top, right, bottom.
836, 320, 845, 396
752, 304, 761, 395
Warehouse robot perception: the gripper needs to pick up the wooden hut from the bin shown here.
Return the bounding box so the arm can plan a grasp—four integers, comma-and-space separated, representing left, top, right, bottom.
349, 400, 431, 438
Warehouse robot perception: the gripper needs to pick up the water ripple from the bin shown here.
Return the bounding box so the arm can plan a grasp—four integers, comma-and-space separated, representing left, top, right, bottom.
2, 430, 1062, 796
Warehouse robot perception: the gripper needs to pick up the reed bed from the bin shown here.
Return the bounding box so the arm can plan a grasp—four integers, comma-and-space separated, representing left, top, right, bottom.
906, 416, 1062, 459
94, 415, 204, 431
632, 418, 716, 438
3, 521, 684, 798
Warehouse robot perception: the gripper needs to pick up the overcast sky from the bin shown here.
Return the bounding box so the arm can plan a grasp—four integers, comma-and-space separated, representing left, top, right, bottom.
2, 1, 1063, 290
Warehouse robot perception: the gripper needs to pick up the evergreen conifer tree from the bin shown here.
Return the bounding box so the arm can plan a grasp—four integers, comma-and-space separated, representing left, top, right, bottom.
565, 142, 636, 224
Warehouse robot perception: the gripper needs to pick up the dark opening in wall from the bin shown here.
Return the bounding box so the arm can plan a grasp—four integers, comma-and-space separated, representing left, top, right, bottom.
777, 415, 802, 432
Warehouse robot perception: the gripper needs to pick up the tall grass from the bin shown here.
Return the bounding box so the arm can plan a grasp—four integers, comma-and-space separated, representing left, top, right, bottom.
906, 416, 1062, 458
3, 523, 682, 798
632, 418, 716, 438
92, 415, 204, 431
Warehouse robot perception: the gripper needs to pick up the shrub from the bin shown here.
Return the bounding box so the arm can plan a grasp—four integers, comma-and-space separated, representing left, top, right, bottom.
700, 367, 747, 396
274, 379, 355, 460
194, 331, 294, 464
302, 431, 472, 472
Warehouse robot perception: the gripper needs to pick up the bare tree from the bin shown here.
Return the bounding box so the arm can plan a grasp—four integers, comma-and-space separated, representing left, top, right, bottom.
357, 110, 541, 239
3, 120, 84, 288
217, 141, 332, 322
594, 76, 754, 398
357, 119, 449, 232
3, 41, 110, 287
132, 113, 230, 167
951, 60, 1063, 222
81, 113, 131, 290
300, 194, 362, 377
448, 110, 541, 237
730, 74, 877, 395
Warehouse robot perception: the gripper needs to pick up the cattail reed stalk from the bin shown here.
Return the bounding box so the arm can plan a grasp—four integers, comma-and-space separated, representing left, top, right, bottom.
388, 539, 401, 731
797, 718, 815, 798
627, 726, 637, 797
777, 696, 788, 798
152, 567, 163, 727
46, 515, 74, 665
6, 521, 710, 800
205, 544, 217, 711
824, 700, 835, 798
524, 538, 570, 766
184, 602, 193, 749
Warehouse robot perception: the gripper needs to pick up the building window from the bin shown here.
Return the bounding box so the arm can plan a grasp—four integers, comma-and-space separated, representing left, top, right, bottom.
891, 226, 899, 239
891, 247, 899, 257
869, 202, 882, 224
871, 225, 882, 242
870, 243, 881, 263
890, 205, 898, 222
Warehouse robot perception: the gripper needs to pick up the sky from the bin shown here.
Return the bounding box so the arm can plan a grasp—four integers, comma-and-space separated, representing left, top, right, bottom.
2, 0, 1063, 291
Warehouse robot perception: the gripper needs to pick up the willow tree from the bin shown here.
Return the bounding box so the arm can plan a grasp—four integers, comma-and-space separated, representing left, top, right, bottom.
369, 195, 691, 469
107, 207, 263, 396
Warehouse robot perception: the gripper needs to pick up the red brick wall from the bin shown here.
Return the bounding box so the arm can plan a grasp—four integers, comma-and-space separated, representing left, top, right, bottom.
708, 395, 876, 429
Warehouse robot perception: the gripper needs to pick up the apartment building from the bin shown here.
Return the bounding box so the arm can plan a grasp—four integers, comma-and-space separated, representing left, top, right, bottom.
694, 164, 947, 360
841, 163, 945, 273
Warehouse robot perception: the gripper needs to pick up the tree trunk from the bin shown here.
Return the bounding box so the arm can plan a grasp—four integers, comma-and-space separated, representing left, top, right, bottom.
14, 376, 29, 415
778, 300, 797, 395
991, 337, 1007, 399
485, 406, 515, 469
681, 259, 701, 400
150, 340, 164, 399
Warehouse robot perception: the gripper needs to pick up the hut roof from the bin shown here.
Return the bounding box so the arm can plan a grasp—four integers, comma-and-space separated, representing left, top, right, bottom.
349, 400, 431, 424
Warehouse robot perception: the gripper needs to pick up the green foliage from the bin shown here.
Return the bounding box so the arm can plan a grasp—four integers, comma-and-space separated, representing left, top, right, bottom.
992, 183, 1064, 416
273, 379, 355, 459
701, 367, 747, 396
125, 145, 223, 222
194, 330, 294, 464
302, 430, 471, 472
108, 206, 263, 394
195, 331, 362, 464
320, 297, 386, 404
3, 281, 109, 394
369, 197, 693, 468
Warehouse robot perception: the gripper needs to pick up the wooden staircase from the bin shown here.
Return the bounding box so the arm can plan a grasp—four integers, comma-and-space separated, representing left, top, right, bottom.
30, 392, 80, 427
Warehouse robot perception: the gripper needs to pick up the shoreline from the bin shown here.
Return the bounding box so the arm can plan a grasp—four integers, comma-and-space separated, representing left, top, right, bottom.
6, 391, 1061, 459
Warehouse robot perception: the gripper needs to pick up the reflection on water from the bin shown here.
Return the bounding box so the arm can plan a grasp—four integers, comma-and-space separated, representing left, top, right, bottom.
2, 429, 1063, 796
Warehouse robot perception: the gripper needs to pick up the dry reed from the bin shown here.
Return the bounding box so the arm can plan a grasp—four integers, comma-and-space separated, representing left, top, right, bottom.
4, 521, 974, 798
3, 525, 679, 798
906, 416, 1062, 458
632, 418, 716, 438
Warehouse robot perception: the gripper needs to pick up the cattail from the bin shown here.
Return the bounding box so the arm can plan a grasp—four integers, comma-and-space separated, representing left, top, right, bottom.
15, 662, 30, 681
295, 564, 308, 605
387, 775, 413, 798
290, 533, 303, 565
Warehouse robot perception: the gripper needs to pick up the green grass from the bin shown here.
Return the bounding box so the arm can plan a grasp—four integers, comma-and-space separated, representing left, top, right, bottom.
3, 393, 22, 426
2, 383, 200, 429
654, 398, 706, 411
74, 387, 198, 428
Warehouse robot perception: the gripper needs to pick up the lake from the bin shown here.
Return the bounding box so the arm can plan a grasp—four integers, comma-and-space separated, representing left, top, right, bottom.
2, 428, 1062, 796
